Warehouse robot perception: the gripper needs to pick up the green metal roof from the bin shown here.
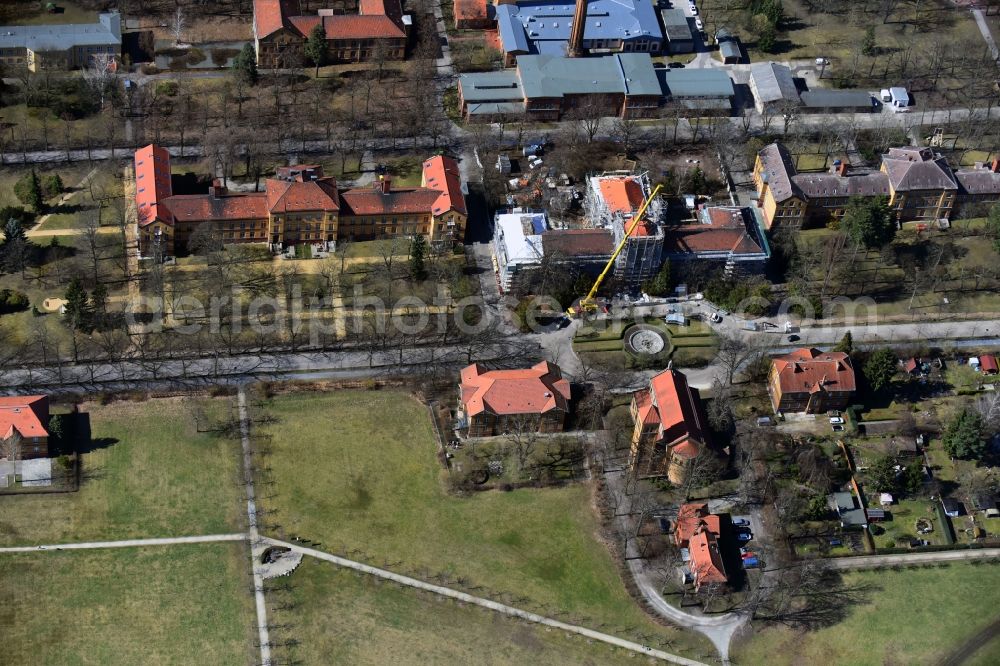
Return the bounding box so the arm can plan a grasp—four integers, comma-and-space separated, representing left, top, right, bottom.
458, 71, 524, 102
516, 53, 660, 99
656, 68, 734, 98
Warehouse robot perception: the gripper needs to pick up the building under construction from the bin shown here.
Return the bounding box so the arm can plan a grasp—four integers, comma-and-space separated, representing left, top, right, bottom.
584, 171, 665, 290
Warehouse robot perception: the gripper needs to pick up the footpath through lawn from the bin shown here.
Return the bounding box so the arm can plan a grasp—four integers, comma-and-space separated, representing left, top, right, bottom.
0, 542, 255, 665
0, 397, 244, 546
269, 557, 647, 665
257, 390, 710, 657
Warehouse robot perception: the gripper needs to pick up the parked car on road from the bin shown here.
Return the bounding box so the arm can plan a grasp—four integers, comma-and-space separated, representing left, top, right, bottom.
829, 416, 845, 425
733, 518, 751, 527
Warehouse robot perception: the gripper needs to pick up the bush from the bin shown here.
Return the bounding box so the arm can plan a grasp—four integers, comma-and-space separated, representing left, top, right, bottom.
155, 80, 179, 97
0, 289, 29, 315
43, 173, 64, 199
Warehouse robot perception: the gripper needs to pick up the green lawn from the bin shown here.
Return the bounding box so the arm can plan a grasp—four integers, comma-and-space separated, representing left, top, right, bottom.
269, 558, 644, 665
733, 562, 1000, 666
257, 390, 709, 657
0, 397, 243, 546
0, 543, 255, 665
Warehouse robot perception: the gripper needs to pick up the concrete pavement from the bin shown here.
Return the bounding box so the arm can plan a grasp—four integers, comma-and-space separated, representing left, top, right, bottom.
824, 547, 1000, 570
238, 388, 272, 666
0, 533, 246, 553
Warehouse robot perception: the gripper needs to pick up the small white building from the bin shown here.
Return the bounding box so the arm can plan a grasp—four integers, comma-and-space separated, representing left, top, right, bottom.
492, 209, 548, 293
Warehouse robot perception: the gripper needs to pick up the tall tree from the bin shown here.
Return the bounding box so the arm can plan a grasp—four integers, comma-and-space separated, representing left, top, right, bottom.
15, 170, 44, 213
304, 24, 328, 77
863, 347, 898, 392
842, 196, 896, 251
63, 278, 90, 331
232, 43, 259, 86
833, 331, 854, 354
942, 408, 987, 460
410, 234, 427, 281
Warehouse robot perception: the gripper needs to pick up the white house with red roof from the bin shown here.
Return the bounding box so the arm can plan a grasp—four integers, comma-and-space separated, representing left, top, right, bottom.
459, 361, 571, 437
674, 502, 728, 590
629, 367, 710, 484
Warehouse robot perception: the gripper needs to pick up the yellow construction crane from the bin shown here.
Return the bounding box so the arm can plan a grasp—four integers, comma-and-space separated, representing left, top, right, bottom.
567, 183, 663, 317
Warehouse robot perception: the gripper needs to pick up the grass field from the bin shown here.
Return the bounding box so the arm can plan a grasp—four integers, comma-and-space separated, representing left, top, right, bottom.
269, 558, 644, 665
0, 397, 243, 546
733, 562, 1000, 666
257, 390, 709, 657
0, 543, 255, 665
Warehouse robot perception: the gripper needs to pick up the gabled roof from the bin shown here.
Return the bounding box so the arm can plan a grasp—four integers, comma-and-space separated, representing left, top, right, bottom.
254, 0, 290, 38
161, 193, 269, 223
689, 528, 727, 586
771, 348, 856, 395
756, 143, 798, 203
636, 368, 709, 459
422, 155, 467, 216
134, 144, 174, 228
0, 396, 48, 441
340, 186, 442, 216
954, 166, 1000, 195
455, 0, 490, 22
0, 12, 121, 51
542, 229, 614, 258
881, 147, 957, 192
264, 177, 340, 213
790, 171, 890, 198
258, 0, 405, 40
980, 355, 999, 373
674, 502, 722, 547
460, 361, 571, 417
663, 206, 767, 258
749, 62, 798, 104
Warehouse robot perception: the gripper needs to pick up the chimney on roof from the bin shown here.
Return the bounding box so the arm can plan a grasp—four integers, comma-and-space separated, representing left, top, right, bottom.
568, 0, 587, 57
991, 158, 1000, 174
375, 175, 391, 195
209, 178, 226, 198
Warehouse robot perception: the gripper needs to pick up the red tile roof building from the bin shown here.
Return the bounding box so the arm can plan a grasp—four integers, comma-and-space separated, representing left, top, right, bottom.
253, 0, 408, 68
662, 206, 770, 275
980, 354, 999, 375
0, 395, 50, 459
134, 146, 467, 256
454, 0, 493, 29
688, 528, 728, 589
674, 503, 728, 590
459, 361, 571, 437
630, 368, 710, 484
768, 348, 856, 414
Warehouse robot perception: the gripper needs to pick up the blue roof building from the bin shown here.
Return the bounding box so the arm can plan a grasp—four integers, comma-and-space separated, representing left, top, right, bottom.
495, 0, 663, 66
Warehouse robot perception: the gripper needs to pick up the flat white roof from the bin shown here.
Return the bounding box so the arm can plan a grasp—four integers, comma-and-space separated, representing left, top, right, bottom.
496, 210, 546, 267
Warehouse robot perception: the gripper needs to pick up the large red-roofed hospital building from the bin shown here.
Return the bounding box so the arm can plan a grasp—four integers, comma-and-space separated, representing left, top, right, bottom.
134, 145, 466, 257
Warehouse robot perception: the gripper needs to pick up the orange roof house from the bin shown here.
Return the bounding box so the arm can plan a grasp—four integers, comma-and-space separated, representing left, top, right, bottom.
688, 528, 728, 589
459, 361, 571, 436
673, 503, 720, 547
674, 503, 728, 590
454, 0, 493, 29
981, 355, 999, 375
0, 395, 50, 459
768, 348, 856, 414
630, 368, 711, 484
